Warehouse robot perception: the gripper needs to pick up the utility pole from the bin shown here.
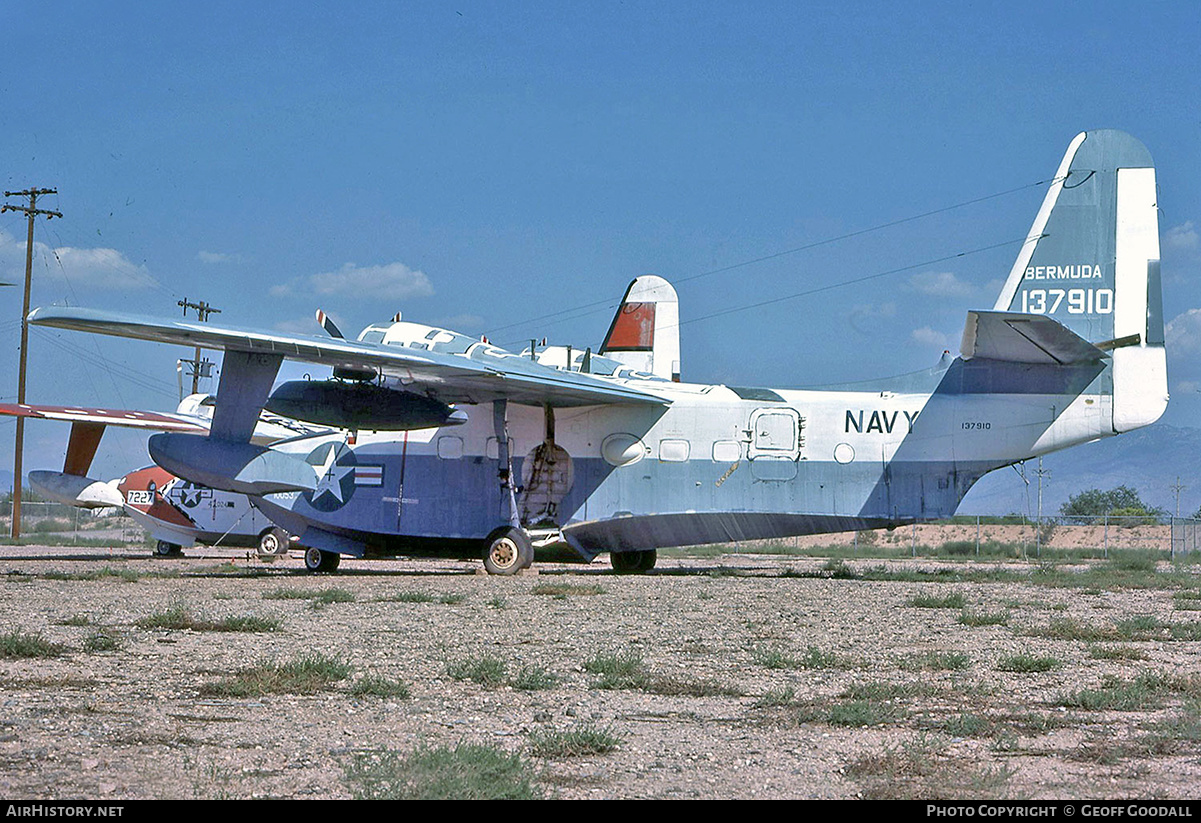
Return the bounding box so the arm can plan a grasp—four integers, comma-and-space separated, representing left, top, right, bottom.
1033, 457, 1050, 555
2, 188, 62, 539
1171, 476, 1186, 518
177, 298, 221, 395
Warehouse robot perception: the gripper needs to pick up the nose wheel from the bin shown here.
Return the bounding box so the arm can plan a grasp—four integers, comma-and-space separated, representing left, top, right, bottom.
482, 526, 534, 575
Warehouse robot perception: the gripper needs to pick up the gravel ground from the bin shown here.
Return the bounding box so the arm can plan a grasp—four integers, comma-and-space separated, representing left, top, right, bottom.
0, 544, 1198, 799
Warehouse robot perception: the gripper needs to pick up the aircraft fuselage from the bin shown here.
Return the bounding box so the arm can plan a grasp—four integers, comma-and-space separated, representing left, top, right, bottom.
251, 357, 1110, 559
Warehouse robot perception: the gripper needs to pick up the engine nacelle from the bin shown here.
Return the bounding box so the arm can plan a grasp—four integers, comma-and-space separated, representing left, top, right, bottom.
265, 381, 467, 431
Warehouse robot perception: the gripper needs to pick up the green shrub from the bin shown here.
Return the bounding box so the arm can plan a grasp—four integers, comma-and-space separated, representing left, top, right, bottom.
345, 744, 543, 800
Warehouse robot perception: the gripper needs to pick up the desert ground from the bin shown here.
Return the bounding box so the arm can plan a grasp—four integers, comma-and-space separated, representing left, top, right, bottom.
0, 530, 1198, 799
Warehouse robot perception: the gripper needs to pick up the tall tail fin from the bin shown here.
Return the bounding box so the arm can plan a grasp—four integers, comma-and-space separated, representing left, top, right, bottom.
992, 130, 1167, 432
599, 274, 681, 381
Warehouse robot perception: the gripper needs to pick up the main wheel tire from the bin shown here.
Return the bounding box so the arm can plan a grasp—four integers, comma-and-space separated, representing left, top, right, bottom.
258, 527, 290, 557
610, 551, 642, 574
155, 540, 182, 557
611, 549, 657, 574
637, 548, 658, 572
303, 546, 341, 573
482, 526, 534, 575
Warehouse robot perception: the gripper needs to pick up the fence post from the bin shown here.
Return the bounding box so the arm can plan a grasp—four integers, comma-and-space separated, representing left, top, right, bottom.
1103, 513, 1109, 558
976, 515, 980, 557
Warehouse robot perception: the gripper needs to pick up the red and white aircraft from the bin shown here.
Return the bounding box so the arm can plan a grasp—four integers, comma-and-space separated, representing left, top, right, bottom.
1, 395, 324, 556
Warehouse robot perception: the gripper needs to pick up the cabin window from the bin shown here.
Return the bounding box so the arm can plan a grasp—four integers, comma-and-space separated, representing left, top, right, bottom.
659, 439, 690, 462
486, 437, 514, 460
437, 436, 464, 460
712, 441, 741, 462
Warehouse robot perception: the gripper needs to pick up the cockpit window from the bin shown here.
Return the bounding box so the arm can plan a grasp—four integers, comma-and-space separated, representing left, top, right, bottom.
729, 386, 785, 402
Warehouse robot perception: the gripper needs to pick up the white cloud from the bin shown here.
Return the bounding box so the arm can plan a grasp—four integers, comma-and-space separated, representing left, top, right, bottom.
1166, 221, 1199, 251
53, 246, 158, 290
846, 302, 897, 335
911, 326, 954, 348
0, 229, 157, 290
270, 261, 434, 301
1166, 308, 1201, 355
908, 270, 976, 298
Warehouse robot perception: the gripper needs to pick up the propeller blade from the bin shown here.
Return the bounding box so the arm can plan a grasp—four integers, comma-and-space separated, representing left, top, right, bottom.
316, 309, 344, 339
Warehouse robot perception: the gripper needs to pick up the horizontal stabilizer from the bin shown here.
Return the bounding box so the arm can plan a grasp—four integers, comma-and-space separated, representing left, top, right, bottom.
960, 311, 1107, 365
0, 403, 206, 433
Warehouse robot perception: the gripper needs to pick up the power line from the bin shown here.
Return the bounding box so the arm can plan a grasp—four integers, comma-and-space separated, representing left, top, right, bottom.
675, 236, 1027, 330
488, 176, 1056, 338
30, 328, 178, 400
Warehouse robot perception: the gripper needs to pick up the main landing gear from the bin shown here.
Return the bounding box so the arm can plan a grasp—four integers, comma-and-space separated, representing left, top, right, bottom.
154, 540, 183, 557
610, 549, 657, 574
257, 527, 291, 558
482, 526, 534, 575
303, 546, 341, 573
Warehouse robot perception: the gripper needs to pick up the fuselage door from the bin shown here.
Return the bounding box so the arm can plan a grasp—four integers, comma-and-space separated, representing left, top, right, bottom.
748, 408, 802, 460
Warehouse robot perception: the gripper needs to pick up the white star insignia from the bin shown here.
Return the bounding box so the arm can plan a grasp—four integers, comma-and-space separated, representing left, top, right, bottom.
311, 445, 354, 505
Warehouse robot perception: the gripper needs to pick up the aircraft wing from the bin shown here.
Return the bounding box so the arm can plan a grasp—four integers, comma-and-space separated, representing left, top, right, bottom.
29, 307, 670, 408
0, 403, 207, 433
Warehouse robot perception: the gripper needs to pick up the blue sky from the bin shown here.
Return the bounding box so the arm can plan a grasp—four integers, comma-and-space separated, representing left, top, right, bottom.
2, 1, 1199, 508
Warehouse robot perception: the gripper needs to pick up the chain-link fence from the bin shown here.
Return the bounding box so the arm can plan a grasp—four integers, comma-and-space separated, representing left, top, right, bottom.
1171, 518, 1201, 557
0, 500, 145, 545
763, 514, 1195, 561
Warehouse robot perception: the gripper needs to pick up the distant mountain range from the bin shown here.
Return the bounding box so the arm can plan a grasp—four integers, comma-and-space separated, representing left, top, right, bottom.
962, 422, 1201, 519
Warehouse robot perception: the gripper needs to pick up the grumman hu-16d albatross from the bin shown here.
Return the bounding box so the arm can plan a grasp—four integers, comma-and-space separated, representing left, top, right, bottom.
29, 130, 1168, 574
